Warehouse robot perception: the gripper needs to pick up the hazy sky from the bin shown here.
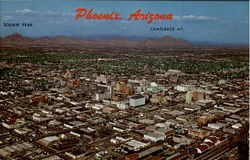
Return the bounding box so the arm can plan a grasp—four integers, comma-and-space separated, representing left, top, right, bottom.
0, 0, 249, 44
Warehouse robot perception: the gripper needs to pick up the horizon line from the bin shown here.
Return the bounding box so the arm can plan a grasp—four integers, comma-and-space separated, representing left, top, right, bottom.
1, 32, 249, 46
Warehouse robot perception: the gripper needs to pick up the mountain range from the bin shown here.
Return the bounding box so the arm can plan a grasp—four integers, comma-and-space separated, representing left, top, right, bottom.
0, 33, 191, 48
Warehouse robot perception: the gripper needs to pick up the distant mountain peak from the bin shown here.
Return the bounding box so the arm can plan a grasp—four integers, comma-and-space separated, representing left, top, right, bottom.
1, 33, 191, 47
143, 35, 190, 46
7, 32, 25, 38
12, 32, 22, 36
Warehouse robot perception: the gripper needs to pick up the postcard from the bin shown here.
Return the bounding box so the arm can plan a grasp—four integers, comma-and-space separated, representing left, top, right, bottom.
0, 0, 249, 160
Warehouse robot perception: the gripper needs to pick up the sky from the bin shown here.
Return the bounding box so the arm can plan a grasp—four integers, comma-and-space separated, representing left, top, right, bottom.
0, 0, 249, 44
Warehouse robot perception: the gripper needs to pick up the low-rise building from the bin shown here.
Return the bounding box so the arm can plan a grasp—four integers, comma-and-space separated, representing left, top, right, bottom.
196, 99, 213, 107
232, 123, 242, 129
129, 95, 145, 107
188, 128, 210, 138
65, 150, 87, 159
150, 93, 167, 104
95, 75, 108, 84
144, 132, 166, 142
102, 106, 118, 113
208, 122, 227, 130
125, 140, 150, 151
176, 85, 195, 92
